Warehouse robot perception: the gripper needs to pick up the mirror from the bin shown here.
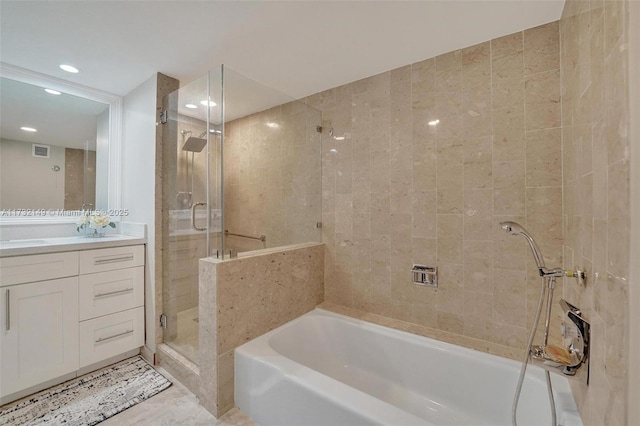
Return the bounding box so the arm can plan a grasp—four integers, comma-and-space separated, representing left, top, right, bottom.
0, 64, 122, 223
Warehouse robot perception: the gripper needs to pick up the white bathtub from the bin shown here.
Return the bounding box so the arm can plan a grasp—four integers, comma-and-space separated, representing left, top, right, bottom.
235, 309, 583, 426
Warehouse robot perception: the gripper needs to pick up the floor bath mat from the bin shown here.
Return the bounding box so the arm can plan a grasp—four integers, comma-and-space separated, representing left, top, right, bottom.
0, 356, 172, 426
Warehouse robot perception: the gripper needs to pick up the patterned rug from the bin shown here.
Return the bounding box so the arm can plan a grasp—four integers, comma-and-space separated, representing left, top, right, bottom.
0, 356, 171, 426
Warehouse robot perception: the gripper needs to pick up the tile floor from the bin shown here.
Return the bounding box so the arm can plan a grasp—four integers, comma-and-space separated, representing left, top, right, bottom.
101, 366, 256, 426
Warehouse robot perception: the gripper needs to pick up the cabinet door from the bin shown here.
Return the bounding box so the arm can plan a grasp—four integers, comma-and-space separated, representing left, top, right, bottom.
0, 277, 79, 398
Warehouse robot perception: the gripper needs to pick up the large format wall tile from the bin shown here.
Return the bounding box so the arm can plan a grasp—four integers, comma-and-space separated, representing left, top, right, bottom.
308, 21, 563, 355
307, 7, 631, 423
560, 0, 630, 424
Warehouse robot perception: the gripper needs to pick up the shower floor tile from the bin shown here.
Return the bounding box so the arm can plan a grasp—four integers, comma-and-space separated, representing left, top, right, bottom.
166, 307, 200, 365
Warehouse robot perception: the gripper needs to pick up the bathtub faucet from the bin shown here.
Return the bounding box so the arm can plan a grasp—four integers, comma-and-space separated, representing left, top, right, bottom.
500, 221, 590, 385
530, 299, 590, 384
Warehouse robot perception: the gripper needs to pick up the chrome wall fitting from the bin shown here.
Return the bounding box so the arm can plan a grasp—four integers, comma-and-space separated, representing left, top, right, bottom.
565, 268, 587, 286
411, 265, 437, 288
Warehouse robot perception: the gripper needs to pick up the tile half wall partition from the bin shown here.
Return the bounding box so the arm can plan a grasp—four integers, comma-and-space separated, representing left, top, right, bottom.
198, 242, 324, 417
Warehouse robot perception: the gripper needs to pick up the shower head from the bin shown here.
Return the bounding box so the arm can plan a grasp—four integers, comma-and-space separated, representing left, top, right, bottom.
182, 136, 207, 153
180, 128, 210, 152
500, 221, 546, 270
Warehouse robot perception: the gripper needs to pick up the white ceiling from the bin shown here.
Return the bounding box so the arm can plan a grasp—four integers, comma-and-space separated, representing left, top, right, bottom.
0, 1, 565, 100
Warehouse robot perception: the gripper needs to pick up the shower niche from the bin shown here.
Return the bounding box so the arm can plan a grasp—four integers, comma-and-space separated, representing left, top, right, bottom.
160, 65, 322, 365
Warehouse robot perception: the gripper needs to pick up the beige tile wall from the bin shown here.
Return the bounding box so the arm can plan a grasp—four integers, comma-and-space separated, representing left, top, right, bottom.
307, 22, 564, 355
560, 1, 630, 425
63, 147, 96, 210
198, 243, 324, 417
224, 102, 322, 253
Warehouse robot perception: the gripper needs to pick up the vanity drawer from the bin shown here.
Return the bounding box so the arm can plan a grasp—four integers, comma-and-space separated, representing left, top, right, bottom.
0, 252, 78, 286
79, 306, 144, 368
79, 245, 144, 275
79, 267, 144, 321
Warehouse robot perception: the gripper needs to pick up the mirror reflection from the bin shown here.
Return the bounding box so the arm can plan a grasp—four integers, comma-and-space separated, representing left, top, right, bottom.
0, 77, 109, 211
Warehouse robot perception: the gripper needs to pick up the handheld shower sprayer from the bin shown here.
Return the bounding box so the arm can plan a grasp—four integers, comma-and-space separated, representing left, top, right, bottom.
500, 221, 546, 271
500, 221, 590, 426
500, 221, 569, 279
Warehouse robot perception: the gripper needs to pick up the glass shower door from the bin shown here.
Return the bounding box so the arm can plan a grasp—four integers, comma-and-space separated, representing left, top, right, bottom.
161, 67, 223, 365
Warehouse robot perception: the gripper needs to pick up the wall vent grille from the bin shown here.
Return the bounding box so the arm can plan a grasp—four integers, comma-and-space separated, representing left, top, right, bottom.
32, 144, 50, 158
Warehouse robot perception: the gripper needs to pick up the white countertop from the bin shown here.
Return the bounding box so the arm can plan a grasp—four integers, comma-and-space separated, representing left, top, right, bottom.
0, 234, 146, 257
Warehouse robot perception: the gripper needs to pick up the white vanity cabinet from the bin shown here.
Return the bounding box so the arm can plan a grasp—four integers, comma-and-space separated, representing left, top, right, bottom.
0, 243, 145, 402
77, 245, 145, 368
1, 276, 79, 398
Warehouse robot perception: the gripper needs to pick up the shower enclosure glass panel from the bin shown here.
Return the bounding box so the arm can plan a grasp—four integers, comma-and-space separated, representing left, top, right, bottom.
162, 68, 223, 364
161, 65, 321, 365
208, 66, 224, 259
222, 67, 322, 254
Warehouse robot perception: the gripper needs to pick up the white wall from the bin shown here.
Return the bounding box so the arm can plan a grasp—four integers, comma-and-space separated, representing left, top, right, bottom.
121, 74, 157, 354
0, 138, 65, 209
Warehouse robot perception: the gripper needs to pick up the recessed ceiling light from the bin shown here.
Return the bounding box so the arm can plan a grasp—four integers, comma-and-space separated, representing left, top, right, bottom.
200, 100, 216, 107
428, 119, 440, 126
59, 64, 79, 73
333, 136, 345, 141
266, 122, 279, 128
329, 148, 337, 153
185, 104, 198, 109
44, 88, 61, 95
20, 126, 37, 132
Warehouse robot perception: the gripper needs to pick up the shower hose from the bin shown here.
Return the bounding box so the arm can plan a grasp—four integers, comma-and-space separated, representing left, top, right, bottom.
511, 276, 557, 426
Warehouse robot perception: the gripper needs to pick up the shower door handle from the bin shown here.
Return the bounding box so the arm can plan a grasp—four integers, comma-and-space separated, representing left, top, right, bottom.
191, 202, 207, 231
